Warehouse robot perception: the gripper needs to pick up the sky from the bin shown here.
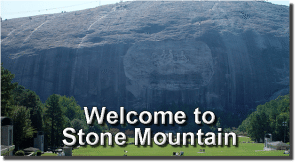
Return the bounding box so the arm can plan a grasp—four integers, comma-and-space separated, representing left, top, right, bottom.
0, 0, 290, 20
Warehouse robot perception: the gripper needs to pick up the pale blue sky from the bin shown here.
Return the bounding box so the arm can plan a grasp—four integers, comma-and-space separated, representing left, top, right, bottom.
0, 0, 289, 20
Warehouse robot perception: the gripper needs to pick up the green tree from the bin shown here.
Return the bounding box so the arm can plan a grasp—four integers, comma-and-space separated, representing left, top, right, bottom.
12, 85, 44, 131
88, 124, 104, 134
238, 116, 249, 133
59, 95, 84, 121
238, 94, 289, 142
272, 95, 290, 141
247, 112, 270, 142
45, 94, 63, 148
246, 113, 257, 140
71, 118, 88, 133
1, 65, 18, 116
11, 105, 35, 150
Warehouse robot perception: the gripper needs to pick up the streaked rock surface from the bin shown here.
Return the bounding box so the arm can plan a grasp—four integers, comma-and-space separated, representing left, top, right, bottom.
1, 1, 289, 114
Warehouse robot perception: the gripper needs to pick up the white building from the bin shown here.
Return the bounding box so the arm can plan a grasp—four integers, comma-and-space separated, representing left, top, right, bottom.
1, 117, 15, 156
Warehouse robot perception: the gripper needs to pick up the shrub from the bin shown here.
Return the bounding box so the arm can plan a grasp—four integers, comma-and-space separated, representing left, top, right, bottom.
37, 150, 42, 156
15, 150, 25, 156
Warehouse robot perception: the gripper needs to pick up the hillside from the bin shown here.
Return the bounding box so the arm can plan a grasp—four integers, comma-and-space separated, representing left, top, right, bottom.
1, 1, 290, 117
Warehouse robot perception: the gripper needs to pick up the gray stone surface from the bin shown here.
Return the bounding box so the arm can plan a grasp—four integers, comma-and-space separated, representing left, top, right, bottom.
1, 1, 289, 114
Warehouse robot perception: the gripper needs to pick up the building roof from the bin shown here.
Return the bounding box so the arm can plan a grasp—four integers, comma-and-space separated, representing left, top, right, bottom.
23, 147, 40, 152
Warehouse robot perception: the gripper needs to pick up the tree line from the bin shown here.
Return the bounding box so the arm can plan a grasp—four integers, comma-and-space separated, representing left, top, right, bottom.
1, 65, 108, 151
2, 64, 290, 151
238, 94, 290, 142
1, 64, 239, 150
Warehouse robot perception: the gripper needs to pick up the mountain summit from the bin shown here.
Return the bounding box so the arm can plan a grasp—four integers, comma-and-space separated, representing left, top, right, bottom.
1, 1, 289, 115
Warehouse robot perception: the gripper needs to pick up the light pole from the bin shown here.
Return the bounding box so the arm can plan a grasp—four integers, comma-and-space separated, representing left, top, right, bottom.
282, 121, 287, 143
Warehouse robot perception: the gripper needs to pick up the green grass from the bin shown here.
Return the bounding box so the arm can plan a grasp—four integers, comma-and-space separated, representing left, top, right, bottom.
65, 137, 290, 156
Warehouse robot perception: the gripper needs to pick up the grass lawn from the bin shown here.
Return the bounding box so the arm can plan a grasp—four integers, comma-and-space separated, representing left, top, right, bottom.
66, 137, 290, 156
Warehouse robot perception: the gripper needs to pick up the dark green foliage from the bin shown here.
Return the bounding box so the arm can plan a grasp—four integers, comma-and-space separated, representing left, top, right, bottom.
59, 95, 84, 121
71, 118, 88, 133
44, 94, 89, 148
11, 105, 35, 149
36, 150, 42, 156
12, 85, 44, 131
1, 65, 18, 116
246, 111, 271, 141
1, 65, 103, 151
238, 94, 290, 142
14, 150, 25, 156
45, 94, 64, 148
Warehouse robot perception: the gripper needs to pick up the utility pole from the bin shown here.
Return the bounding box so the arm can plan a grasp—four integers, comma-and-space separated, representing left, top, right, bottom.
282, 121, 287, 143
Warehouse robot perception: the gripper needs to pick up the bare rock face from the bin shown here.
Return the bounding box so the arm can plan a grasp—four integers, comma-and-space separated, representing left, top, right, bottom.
124, 40, 214, 91
1, 1, 289, 115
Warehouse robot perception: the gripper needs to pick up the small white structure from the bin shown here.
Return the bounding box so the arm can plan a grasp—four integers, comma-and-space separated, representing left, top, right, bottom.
264, 133, 272, 148
34, 131, 44, 152
1, 117, 15, 156
63, 146, 72, 156
264, 133, 290, 151
57, 151, 65, 156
